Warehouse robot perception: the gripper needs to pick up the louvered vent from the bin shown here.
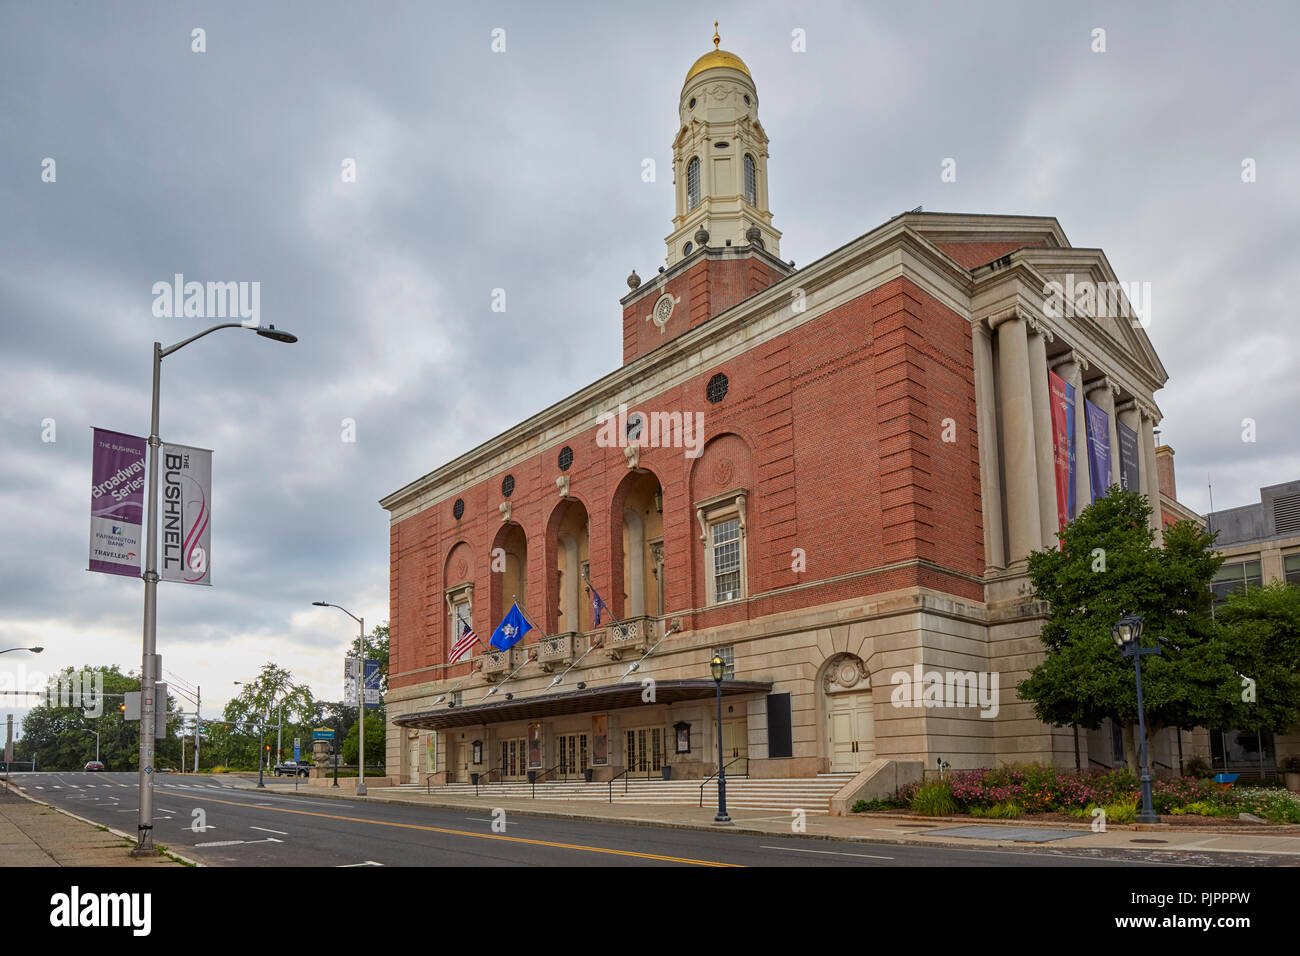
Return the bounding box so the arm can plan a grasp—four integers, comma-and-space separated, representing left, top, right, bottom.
1274, 494, 1300, 535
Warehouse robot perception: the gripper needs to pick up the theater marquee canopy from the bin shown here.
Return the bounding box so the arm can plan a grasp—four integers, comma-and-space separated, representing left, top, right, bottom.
393, 679, 773, 730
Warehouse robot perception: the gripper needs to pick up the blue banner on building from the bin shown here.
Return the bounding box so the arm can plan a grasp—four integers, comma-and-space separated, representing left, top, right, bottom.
1085, 400, 1111, 503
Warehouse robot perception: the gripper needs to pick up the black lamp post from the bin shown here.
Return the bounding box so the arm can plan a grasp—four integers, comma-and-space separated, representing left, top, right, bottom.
1111, 613, 1161, 824
710, 654, 730, 823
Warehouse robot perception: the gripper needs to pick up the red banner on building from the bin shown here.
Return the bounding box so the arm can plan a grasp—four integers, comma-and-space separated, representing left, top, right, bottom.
1048, 370, 1071, 543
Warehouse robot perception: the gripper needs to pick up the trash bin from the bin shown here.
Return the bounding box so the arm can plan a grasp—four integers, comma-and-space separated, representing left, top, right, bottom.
528, 770, 537, 784
662, 765, 673, 780
470, 772, 480, 786
584, 768, 594, 783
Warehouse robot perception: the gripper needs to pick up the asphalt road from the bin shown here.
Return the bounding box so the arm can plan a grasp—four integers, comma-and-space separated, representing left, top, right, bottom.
3, 771, 1189, 867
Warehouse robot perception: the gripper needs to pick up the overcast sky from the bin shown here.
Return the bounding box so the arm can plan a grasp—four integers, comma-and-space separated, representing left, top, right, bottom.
3, 1, 1297, 733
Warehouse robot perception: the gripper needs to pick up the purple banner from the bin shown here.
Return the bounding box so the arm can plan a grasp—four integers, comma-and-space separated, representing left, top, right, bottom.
89, 428, 147, 576
1085, 400, 1111, 503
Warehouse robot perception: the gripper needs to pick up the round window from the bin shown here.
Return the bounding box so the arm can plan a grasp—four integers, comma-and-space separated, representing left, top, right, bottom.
452, 498, 465, 520
626, 413, 644, 441
706, 372, 729, 404
501, 475, 515, 498
688, 97, 696, 109
683, 241, 693, 256
558, 446, 573, 471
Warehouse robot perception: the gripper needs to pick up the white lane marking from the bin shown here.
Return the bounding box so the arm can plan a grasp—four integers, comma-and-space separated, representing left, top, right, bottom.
338, 861, 383, 867
208, 785, 222, 789
464, 817, 495, 823
250, 826, 289, 835
194, 837, 283, 847
52, 786, 62, 789
35, 786, 45, 790
758, 845, 894, 860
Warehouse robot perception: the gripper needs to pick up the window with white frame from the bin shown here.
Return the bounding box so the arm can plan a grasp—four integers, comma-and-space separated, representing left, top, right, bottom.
687, 157, 701, 210
743, 154, 757, 205
712, 519, 741, 602
696, 490, 747, 606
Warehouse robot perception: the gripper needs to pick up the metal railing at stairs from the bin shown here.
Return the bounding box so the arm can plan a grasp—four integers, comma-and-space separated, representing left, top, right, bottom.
699, 756, 749, 807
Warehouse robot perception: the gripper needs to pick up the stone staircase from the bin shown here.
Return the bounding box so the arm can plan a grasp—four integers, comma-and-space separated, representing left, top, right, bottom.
379, 773, 856, 815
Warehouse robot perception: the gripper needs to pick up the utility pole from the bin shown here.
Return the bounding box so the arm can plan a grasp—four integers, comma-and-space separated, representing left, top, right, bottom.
193, 685, 200, 773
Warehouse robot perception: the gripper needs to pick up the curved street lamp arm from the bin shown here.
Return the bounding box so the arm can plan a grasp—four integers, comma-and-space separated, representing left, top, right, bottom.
159, 322, 247, 359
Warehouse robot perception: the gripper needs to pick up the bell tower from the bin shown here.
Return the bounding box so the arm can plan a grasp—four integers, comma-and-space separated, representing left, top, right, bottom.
666, 25, 781, 267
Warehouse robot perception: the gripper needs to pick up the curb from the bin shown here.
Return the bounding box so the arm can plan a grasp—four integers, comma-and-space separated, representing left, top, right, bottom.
226, 782, 1296, 855
0, 780, 201, 867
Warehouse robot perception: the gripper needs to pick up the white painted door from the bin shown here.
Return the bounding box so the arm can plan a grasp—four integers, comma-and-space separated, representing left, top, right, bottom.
828, 691, 874, 772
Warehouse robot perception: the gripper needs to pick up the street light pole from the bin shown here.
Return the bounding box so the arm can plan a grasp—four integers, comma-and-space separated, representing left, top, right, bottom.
312, 602, 369, 796
133, 322, 296, 857
709, 654, 730, 824
1112, 614, 1162, 825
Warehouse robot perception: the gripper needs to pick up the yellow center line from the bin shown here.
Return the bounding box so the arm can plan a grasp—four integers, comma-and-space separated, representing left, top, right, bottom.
171, 792, 742, 867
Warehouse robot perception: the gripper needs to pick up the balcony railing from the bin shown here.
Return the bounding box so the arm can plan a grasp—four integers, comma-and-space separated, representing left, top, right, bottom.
537, 633, 575, 671
481, 646, 521, 680
606, 616, 656, 660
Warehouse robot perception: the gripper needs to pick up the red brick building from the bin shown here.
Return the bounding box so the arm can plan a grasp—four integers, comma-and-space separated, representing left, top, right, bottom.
381, 38, 1171, 794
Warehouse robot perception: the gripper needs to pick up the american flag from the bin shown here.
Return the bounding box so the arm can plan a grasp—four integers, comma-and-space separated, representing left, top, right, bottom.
449, 620, 479, 664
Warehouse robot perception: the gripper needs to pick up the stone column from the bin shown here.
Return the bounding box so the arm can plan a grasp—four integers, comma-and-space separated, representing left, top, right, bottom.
992, 310, 1041, 564
973, 321, 1005, 569
1051, 352, 1091, 518
1139, 407, 1163, 543
1026, 321, 1058, 548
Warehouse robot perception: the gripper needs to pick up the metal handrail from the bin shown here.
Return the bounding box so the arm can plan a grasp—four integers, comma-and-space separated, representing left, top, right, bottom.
475, 766, 500, 796
608, 767, 629, 803
533, 763, 563, 798
699, 756, 748, 807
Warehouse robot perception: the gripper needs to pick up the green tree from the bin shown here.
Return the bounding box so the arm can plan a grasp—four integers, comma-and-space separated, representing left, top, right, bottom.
15, 666, 182, 771
1216, 582, 1300, 734
1017, 489, 1235, 773
223, 663, 317, 768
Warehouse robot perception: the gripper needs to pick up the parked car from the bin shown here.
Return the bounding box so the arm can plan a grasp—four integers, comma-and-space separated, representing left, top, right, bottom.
84, 761, 105, 772
273, 760, 312, 777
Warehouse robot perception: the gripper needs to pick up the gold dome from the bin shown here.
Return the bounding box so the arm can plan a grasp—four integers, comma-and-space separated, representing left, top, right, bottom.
683, 22, 751, 87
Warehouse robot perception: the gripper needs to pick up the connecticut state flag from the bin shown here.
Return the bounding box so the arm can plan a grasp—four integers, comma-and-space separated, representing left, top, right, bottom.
490, 602, 533, 651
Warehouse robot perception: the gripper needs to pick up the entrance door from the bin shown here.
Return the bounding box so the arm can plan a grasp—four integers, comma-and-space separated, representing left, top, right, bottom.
721, 718, 748, 772
625, 727, 663, 774
408, 734, 420, 784
828, 691, 875, 772
452, 739, 468, 782
557, 733, 589, 776
500, 737, 528, 779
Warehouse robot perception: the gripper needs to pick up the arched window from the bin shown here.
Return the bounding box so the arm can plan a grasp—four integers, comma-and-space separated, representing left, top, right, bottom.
744, 154, 757, 206
687, 157, 701, 210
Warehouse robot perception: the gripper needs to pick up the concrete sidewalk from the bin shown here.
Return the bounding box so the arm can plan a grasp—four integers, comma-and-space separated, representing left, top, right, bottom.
229, 776, 1300, 859
0, 781, 185, 867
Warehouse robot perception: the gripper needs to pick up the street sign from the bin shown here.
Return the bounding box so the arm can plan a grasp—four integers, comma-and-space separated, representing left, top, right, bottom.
124, 691, 141, 721
293, 738, 301, 761
312, 728, 335, 740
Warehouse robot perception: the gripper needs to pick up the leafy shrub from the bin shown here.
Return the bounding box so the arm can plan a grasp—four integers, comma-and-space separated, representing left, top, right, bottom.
969, 800, 1021, 819
1103, 801, 1138, 825
1182, 756, 1213, 779
910, 782, 958, 816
